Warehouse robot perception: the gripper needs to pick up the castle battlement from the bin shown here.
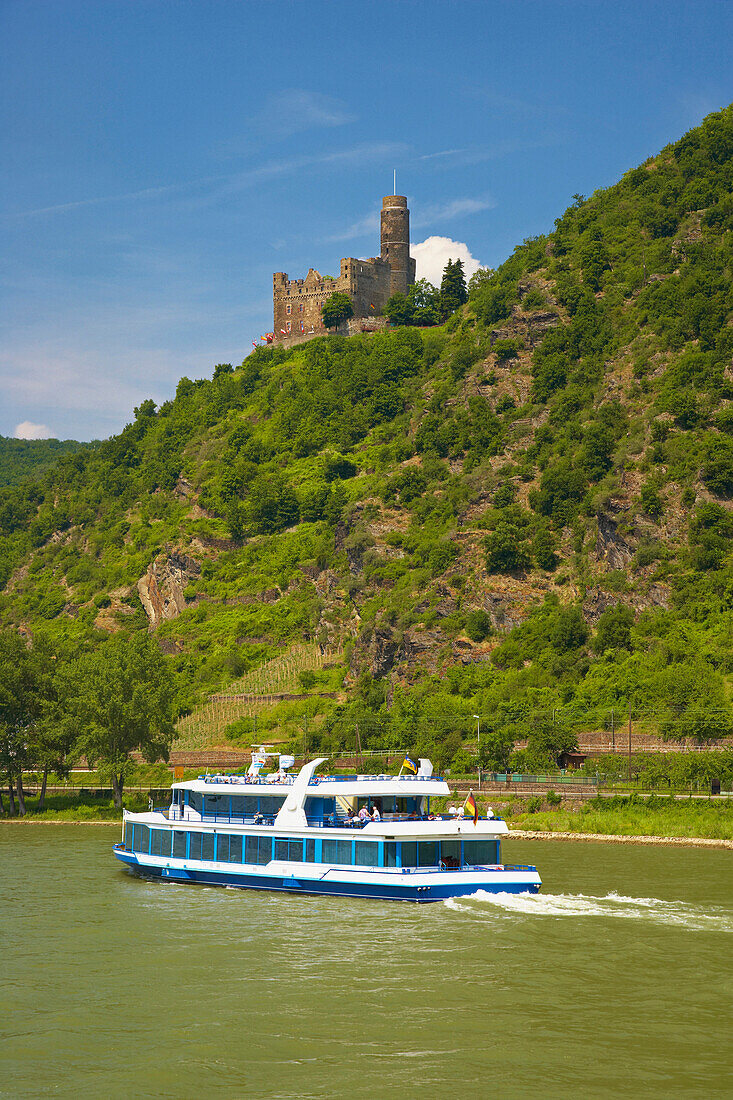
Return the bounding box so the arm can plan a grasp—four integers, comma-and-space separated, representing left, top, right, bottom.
272, 195, 415, 345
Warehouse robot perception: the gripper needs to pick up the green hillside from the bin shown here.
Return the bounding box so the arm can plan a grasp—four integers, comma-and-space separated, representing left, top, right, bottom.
0, 436, 89, 489
2, 105, 733, 769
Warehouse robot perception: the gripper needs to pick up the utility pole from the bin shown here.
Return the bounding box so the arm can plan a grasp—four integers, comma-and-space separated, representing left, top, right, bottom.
611, 708, 615, 753
355, 722, 363, 772
474, 714, 481, 789
628, 701, 632, 785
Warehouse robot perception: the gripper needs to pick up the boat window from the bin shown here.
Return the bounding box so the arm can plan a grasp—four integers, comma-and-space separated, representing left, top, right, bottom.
189, 792, 203, 813
383, 842, 398, 867
355, 841, 378, 867
462, 840, 497, 866
204, 795, 227, 818
440, 840, 461, 867
128, 823, 150, 853
152, 829, 171, 858
229, 835, 243, 863
245, 835, 272, 864
230, 796, 258, 817
417, 841, 438, 867
258, 796, 282, 816
305, 839, 315, 862
275, 838, 304, 862
201, 833, 215, 862
400, 842, 417, 868
172, 832, 187, 859
322, 838, 353, 865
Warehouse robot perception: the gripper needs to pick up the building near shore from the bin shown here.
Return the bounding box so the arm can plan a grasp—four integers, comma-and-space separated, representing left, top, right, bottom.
272, 194, 416, 346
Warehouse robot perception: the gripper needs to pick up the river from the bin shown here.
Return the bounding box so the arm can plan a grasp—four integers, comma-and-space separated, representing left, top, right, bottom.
1, 826, 731, 1099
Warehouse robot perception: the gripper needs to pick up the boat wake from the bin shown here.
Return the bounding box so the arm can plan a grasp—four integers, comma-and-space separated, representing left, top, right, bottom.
444, 890, 733, 932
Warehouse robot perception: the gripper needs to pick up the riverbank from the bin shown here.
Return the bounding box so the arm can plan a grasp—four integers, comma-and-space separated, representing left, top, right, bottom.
2, 819, 731, 850
506, 829, 733, 849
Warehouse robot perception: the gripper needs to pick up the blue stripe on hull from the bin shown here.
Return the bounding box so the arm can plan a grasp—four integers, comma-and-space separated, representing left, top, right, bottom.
113, 850, 540, 903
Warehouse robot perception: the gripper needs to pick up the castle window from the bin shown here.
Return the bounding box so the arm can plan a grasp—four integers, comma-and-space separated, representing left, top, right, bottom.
286, 305, 291, 315
300, 322, 304, 332
299, 304, 304, 313
286, 321, 291, 333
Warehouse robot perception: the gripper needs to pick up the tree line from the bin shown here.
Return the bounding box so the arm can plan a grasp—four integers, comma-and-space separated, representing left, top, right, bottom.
0, 629, 177, 815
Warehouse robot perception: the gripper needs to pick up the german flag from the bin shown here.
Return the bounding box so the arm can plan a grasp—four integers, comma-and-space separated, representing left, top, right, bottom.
402, 756, 418, 775
463, 791, 479, 824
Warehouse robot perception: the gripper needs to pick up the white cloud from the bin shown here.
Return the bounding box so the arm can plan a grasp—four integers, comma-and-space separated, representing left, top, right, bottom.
412, 196, 495, 229
253, 90, 356, 137
15, 420, 51, 439
411, 237, 484, 287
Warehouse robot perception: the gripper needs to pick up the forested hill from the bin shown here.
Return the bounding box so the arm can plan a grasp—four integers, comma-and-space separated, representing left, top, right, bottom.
1, 105, 733, 764
0, 436, 88, 489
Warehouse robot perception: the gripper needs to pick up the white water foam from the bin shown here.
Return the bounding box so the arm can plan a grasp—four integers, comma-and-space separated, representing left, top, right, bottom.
444, 890, 733, 932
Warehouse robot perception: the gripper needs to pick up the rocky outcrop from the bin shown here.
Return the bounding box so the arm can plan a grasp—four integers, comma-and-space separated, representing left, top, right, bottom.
352, 619, 403, 678
137, 550, 201, 629
595, 512, 634, 570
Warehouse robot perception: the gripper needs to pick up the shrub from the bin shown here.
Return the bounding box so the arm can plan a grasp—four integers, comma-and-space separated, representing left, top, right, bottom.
492, 338, 522, 362
522, 289, 547, 310
593, 604, 634, 652
465, 609, 493, 642
484, 523, 531, 573
640, 483, 664, 518
546, 789, 562, 806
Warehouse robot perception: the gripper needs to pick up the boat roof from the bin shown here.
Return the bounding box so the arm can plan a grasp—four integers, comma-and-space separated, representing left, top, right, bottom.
173, 774, 451, 797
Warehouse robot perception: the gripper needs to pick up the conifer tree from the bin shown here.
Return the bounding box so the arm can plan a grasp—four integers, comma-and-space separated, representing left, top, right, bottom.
439, 258, 468, 320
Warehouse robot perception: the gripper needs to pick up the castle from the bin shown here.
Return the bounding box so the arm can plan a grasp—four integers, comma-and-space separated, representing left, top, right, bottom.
272, 194, 416, 345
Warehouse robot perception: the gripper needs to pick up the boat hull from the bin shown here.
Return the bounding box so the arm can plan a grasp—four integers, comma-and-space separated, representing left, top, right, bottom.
113, 846, 541, 903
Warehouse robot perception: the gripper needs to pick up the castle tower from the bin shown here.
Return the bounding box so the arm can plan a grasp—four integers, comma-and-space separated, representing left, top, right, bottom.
380, 195, 415, 296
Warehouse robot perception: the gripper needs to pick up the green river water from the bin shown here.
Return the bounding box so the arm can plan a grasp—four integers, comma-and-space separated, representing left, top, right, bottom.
1, 825, 731, 1099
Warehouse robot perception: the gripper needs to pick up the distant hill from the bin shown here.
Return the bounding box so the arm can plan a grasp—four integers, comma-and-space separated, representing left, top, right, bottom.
0, 436, 89, 489
2, 104, 733, 768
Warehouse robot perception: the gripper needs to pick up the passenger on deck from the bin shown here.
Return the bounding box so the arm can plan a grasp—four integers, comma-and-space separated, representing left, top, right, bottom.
371, 806, 381, 822
254, 812, 264, 825
358, 806, 370, 824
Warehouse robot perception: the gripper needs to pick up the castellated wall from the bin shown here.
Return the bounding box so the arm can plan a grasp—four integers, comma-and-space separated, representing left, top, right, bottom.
273, 256, 392, 343
272, 194, 415, 345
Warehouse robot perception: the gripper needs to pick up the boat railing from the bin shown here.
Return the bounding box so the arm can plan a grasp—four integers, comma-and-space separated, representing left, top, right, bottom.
398, 863, 536, 874
148, 807, 504, 829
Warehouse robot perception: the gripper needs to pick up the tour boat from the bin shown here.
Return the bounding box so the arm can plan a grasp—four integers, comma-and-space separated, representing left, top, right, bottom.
113, 753, 541, 902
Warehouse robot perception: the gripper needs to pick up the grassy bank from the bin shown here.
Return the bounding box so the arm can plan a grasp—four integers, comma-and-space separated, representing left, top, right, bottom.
2, 791, 730, 842
0, 792, 148, 822
495, 794, 733, 842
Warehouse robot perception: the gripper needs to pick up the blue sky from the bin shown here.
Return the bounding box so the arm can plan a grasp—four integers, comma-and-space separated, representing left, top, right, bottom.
2, 0, 732, 441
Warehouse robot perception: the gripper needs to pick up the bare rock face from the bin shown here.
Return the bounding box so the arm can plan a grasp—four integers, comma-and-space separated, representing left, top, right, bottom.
352, 618, 402, 678
595, 512, 634, 570
137, 550, 201, 629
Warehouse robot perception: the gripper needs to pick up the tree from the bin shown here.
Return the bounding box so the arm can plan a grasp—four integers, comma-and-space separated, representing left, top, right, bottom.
551, 606, 588, 651
532, 526, 558, 570
384, 280, 440, 327
321, 292, 354, 331
594, 605, 635, 653
248, 473, 299, 534
0, 630, 59, 816
467, 267, 496, 295
60, 633, 177, 808
439, 259, 468, 320
465, 609, 493, 642
484, 523, 531, 573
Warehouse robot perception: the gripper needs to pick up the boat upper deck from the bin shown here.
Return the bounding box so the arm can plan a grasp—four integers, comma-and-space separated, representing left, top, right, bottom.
173, 772, 451, 797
